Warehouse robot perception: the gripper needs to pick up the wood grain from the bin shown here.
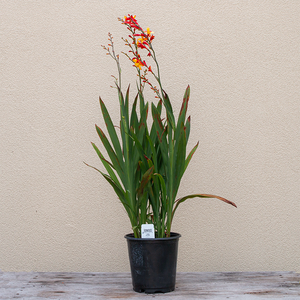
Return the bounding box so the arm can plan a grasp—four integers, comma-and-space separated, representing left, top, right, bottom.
0, 272, 299, 299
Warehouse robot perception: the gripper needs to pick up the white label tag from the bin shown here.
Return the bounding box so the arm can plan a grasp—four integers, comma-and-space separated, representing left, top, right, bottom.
141, 224, 155, 238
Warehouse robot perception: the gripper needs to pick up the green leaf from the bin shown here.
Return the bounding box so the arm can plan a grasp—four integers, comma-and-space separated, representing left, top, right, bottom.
124, 85, 130, 125
184, 141, 199, 172
130, 94, 139, 132
162, 90, 175, 130
120, 115, 132, 195
137, 102, 148, 141
173, 123, 187, 197
117, 85, 127, 125
83, 162, 132, 215
153, 173, 167, 211
137, 165, 154, 198
146, 134, 158, 171
138, 88, 146, 116
151, 103, 168, 165
99, 97, 123, 164
185, 116, 191, 144
90, 142, 123, 190
175, 85, 190, 142
95, 125, 124, 180
101, 173, 134, 215
130, 128, 148, 168
172, 193, 237, 220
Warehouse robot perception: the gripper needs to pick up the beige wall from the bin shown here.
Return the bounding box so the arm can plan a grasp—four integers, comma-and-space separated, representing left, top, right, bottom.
1, 1, 299, 272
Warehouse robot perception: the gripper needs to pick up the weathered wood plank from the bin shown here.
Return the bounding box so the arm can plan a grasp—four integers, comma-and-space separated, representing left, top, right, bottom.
0, 272, 299, 299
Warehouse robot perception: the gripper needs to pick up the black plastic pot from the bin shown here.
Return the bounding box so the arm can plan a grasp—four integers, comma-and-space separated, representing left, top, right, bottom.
125, 232, 181, 293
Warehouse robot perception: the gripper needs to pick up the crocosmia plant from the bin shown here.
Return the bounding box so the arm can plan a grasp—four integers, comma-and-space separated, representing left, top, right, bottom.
86, 15, 237, 238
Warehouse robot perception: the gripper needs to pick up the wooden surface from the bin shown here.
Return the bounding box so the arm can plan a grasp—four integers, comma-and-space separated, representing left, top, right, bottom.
0, 271, 299, 299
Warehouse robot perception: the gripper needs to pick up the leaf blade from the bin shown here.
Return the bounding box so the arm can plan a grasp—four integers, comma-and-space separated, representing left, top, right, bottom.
172, 193, 237, 220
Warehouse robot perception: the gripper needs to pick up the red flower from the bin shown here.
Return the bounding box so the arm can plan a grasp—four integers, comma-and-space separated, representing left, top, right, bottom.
132, 58, 144, 70
136, 36, 149, 49
123, 15, 139, 29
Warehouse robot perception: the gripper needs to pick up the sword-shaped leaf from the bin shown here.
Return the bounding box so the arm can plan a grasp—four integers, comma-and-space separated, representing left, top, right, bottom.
138, 88, 146, 116
83, 162, 131, 214
120, 115, 132, 190
124, 85, 130, 125
130, 94, 139, 132
152, 103, 168, 165
99, 97, 123, 164
175, 85, 190, 142
137, 165, 154, 198
173, 123, 187, 197
162, 90, 175, 130
184, 141, 199, 172
101, 173, 134, 216
116, 86, 128, 126
153, 173, 167, 211
130, 128, 148, 168
95, 125, 124, 181
185, 116, 191, 144
90, 142, 123, 190
149, 100, 162, 142
172, 193, 237, 220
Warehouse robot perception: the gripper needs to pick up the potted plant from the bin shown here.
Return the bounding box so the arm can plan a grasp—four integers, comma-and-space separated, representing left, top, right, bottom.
86, 15, 237, 293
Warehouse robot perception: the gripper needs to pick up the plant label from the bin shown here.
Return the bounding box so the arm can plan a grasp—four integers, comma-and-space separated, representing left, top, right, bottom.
141, 224, 155, 238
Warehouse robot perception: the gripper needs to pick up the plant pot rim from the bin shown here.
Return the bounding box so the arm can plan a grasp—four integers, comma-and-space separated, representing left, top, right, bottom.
125, 232, 181, 241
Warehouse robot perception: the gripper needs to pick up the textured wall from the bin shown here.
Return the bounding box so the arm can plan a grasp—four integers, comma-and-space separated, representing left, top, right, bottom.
1, 1, 299, 272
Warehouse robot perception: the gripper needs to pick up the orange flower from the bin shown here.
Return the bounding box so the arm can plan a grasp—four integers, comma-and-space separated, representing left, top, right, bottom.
145, 27, 155, 42
134, 28, 155, 49
123, 15, 139, 29
132, 58, 144, 70
136, 36, 148, 49
145, 27, 154, 36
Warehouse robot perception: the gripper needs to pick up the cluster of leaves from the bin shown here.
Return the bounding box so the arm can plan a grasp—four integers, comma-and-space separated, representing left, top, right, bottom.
86, 15, 236, 238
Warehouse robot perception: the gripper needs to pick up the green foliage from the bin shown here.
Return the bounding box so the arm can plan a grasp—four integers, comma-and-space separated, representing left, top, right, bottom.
86, 15, 236, 238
